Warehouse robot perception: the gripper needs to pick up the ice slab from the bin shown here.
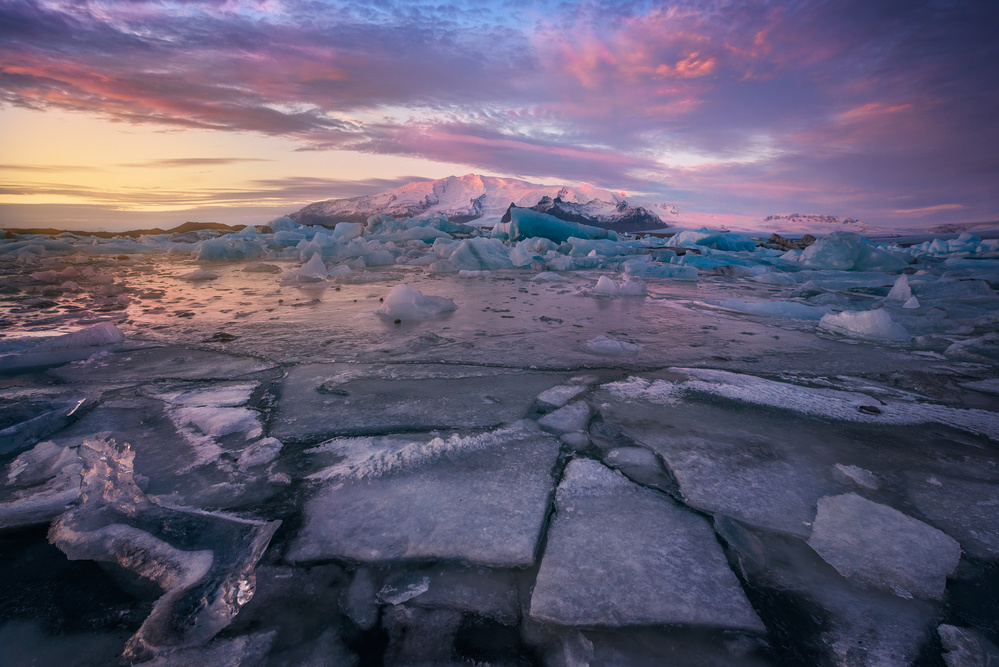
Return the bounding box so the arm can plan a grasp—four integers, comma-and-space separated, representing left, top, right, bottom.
271, 364, 570, 442
286, 421, 559, 567
375, 284, 456, 319
906, 473, 999, 561
710, 298, 830, 320
938, 624, 999, 667
726, 523, 942, 667
604, 369, 999, 441
50, 346, 275, 383
49, 438, 280, 662
537, 400, 591, 435
807, 493, 961, 600
529, 459, 764, 632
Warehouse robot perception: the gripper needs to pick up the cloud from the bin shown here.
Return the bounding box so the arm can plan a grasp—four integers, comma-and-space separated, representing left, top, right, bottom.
0, 0, 997, 224
121, 157, 272, 168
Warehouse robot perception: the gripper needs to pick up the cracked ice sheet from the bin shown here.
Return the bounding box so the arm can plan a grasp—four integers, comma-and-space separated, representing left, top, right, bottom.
271, 363, 574, 442
529, 459, 764, 632
605, 368, 999, 441
286, 421, 560, 567
49, 346, 276, 384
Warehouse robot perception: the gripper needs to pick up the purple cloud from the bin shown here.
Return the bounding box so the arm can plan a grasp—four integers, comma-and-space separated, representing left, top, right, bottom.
1, 0, 997, 225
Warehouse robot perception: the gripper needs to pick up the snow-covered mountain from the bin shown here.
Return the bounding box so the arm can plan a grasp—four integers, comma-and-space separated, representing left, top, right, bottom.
288, 174, 678, 231
759, 213, 877, 234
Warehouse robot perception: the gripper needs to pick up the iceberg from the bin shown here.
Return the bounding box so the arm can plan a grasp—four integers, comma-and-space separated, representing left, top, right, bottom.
798, 232, 910, 272
506, 207, 618, 244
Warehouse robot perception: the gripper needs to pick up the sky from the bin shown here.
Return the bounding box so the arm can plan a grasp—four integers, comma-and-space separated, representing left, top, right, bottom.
1, 0, 997, 231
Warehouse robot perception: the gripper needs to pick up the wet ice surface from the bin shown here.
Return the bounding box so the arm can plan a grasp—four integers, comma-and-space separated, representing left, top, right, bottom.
1, 224, 999, 665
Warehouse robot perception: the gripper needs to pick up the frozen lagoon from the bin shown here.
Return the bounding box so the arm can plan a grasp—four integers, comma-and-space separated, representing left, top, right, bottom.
1, 218, 999, 666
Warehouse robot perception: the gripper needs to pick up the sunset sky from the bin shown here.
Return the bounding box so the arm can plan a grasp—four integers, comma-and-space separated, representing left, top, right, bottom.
1, 0, 997, 230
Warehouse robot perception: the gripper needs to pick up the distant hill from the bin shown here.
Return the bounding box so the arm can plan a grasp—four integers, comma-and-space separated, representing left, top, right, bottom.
2, 221, 247, 239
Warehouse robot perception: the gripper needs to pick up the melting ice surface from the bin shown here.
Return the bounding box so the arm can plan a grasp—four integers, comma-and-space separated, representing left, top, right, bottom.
1, 218, 998, 665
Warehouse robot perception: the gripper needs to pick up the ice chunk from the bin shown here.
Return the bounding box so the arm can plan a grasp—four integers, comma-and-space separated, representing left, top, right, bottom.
711, 298, 830, 320
283, 253, 328, 283
378, 576, 431, 605
799, 232, 910, 272
507, 207, 618, 243
0, 448, 81, 528
832, 463, 879, 490
241, 262, 281, 274
271, 364, 568, 442
49, 438, 280, 662
400, 566, 520, 624
585, 335, 639, 355
536, 384, 588, 410
375, 285, 456, 319
727, 523, 943, 667
623, 260, 698, 280
944, 333, 999, 363
807, 493, 961, 600
887, 274, 913, 301
0, 395, 89, 456
961, 378, 999, 395
938, 624, 999, 667
237, 437, 283, 469
593, 275, 647, 296
50, 346, 275, 383
537, 400, 591, 435
906, 473, 999, 561
529, 459, 764, 632
819, 309, 910, 340
342, 568, 379, 630
192, 237, 264, 262
532, 271, 570, 282
36, 322, 125, 349
446, 237, 514, 271
168, 406, 262, 440
150, 382, 257, 408
179, 269, 219, 282
286, 422, 559, 567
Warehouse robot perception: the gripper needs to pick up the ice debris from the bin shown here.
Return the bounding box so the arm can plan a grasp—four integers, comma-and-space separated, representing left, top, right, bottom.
819, 309, 910, 340
37, 322, 125, 349
375, 284, 456, 319
585, 335, 639, 355
48, 437, 280, 662
593, 275, 647, 296
807, 493, 961, 600
179, 269, 219, 282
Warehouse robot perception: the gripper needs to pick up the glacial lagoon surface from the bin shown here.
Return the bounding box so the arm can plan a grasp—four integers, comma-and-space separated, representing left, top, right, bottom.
1, 216, 998, 666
